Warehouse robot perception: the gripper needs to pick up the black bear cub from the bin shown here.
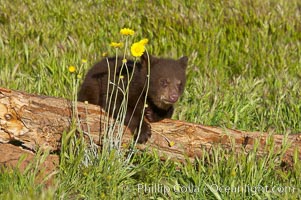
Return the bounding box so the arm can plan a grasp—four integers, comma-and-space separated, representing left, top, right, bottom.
78, 53, 188, 143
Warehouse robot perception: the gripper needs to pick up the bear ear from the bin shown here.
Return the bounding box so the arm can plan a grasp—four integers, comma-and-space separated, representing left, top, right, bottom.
178, 56, 188, 70
140, 52, 149, 67
141, 52, 157, 67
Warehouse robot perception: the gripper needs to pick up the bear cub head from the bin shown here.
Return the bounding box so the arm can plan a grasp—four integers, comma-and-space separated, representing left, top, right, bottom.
141, 54, 188, 111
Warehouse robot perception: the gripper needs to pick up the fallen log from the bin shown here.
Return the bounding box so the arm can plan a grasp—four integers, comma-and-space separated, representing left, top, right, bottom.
0, 143, 59, 186
0, 87, 300, 170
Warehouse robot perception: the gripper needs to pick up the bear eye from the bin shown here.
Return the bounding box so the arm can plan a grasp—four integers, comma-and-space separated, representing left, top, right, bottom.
177, 81, 182, 89
160, 79, 168, 87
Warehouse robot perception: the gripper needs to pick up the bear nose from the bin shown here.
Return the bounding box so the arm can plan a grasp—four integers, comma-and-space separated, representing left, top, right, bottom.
169, 94, 179, 103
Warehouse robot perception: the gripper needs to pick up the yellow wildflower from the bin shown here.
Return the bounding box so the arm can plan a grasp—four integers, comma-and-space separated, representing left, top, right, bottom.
122, 58, 127, 63
68, 65, 76, 73
230, 168, 236, 177
100, 192, 105, 199
120, 28, 135, 36
110, 42, 123, 48
139, 38, 148, 45
122, 143, 128, 148
106, 175, 112, 181
131, 42, 145, 57
169, 141, 175, 147
81, 59, 87, 64
102, 52, 108, 57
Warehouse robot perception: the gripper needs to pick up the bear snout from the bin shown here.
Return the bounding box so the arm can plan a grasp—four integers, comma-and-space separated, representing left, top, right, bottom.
169, 94, 179, 103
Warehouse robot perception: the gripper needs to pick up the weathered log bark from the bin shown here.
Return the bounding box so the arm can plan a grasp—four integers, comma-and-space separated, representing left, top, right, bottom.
0, 87, 300, 170
0, 143, 59, 186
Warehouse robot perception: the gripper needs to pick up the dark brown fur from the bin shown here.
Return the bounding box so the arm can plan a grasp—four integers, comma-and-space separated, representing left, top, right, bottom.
78, 54, 188, 143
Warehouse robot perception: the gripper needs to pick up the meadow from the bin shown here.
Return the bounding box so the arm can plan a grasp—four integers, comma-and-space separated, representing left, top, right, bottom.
0, 0, 301, 199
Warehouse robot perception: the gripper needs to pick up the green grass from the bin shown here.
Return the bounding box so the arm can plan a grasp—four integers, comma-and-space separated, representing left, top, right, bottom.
0, 0, 301, 199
